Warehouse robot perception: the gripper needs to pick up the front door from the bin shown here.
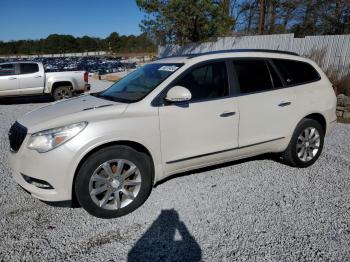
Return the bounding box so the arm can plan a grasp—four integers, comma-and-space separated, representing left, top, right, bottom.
159, 61, 239, 172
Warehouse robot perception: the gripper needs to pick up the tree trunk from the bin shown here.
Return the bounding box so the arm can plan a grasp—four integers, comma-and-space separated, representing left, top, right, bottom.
268, 1, 277, 34
258, 0, 266, 34
247, 8, 253, 33
222, 0, 231, 16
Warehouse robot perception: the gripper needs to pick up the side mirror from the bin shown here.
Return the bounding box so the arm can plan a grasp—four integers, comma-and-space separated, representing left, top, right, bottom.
165, 86, 192, 103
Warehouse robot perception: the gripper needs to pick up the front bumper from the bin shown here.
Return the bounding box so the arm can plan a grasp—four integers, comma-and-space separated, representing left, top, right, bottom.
8, 138, 77, 202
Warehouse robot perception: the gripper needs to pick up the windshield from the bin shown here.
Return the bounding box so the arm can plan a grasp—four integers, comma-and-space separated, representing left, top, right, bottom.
98, 63, 183, 103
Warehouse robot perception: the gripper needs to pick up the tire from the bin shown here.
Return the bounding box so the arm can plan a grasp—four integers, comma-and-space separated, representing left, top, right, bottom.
75, 145, 153, 219
281, 118, 324, 168
52, 86, 73, 101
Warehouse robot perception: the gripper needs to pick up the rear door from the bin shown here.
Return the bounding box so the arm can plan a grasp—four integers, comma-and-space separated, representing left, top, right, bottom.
18, 63, 44, 92
231, 59, 296, 147
0, 63, 19, 92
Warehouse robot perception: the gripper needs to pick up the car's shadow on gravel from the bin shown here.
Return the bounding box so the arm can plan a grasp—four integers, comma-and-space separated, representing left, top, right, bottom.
155, 153, 279, 187
128, 209, 201, 262
0, 95, 53, 105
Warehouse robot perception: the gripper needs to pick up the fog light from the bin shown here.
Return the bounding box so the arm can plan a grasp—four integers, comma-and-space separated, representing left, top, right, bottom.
21, 174, 54, 189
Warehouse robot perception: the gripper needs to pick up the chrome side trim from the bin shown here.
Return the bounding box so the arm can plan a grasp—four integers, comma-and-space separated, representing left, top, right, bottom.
166, 137, 285, 164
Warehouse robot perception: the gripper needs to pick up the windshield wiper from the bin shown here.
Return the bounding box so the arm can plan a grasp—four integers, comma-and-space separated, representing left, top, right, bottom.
97, 94, 118, 102
90, 91, 102, 97
95, 93, 132, 103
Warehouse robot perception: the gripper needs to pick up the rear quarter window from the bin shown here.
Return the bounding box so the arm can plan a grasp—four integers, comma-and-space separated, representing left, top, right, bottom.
272, 59, 321, 86
20, 63, 39, 74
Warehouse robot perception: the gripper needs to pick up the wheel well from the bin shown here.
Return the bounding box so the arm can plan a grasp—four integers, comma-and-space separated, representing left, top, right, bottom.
304, 113, 326, 132
52, 81, 73, 93
71, 141, 155, 207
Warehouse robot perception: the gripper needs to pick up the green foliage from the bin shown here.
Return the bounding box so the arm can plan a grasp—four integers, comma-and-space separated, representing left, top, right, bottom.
0, 33, 156, 56
136, 0, 234, 45
105, 33, 156, 53
231, 0, 350, 37
1, 0, 349, 54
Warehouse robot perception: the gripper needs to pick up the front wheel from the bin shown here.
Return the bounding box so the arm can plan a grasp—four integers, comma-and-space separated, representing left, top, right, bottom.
281, 118, 324, 168
75, 146, 153, 218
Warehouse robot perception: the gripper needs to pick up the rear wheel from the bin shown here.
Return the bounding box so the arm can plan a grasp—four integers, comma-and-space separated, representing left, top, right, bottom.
75, 145, 153, 218
281, 118, 324, 167
52, 86, 73, 101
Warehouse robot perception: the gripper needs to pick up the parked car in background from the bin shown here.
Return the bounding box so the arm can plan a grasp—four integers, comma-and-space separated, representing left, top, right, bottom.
8, 49, 337, 218
0, 56, 136, 75
0, 62, 90, 100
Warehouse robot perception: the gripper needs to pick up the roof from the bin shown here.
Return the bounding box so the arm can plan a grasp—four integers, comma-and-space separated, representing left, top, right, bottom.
152, 56, 189, 64
158, 49, 299, 61
186, 49, 299, 57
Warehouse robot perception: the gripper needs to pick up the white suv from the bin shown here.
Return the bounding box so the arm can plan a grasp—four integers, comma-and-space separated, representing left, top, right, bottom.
8, 50, 337, 218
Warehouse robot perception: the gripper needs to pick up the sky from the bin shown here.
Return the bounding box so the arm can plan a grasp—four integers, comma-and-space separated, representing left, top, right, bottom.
0, 0, 144, 41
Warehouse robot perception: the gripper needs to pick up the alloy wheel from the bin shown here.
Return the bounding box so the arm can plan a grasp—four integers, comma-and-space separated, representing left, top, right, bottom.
296, 127, 321, 162
89, 159, 142, 210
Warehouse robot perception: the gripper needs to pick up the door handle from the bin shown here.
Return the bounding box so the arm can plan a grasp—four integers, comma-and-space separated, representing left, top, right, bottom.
278, 101, 291, 107
34, 75, 42, 78
220, 111, 236, 117
8, 77, 17, 80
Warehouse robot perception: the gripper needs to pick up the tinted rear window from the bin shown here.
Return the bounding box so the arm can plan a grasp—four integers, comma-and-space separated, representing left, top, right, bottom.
272, 59, 320, 86
20, 63, 39, 74
233, 60, 273, 94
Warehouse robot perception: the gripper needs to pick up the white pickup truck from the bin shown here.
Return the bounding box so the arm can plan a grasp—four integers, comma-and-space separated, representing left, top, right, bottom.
0, 62, 90, 100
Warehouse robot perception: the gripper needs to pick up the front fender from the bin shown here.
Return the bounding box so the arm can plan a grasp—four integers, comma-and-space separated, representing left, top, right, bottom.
62, 118, 163, 200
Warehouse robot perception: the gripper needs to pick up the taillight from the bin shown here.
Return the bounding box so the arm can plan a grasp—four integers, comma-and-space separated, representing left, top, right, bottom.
84, 71, 88, 83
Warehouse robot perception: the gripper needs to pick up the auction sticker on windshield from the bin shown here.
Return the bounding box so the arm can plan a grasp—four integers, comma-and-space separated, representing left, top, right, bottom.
158, 65, 179, 72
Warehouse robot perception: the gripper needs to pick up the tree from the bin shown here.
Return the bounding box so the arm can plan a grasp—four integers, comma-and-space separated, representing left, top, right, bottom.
0, 33, 157, 56
230, 0, 350, 36
76, 36, 99, 52
320, 0, 350, 35
258, 0, 266, 34
234, 0, 259, 33
106, 32, 122, 53
136, 0, 234, 45
42, 34, 78, 54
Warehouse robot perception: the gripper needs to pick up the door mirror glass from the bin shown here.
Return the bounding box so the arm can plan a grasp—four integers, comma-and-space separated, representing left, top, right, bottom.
165, 85, 192, 102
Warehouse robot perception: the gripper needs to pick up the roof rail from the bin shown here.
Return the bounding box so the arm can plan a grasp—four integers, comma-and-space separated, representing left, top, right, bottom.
183, 49, 299, 58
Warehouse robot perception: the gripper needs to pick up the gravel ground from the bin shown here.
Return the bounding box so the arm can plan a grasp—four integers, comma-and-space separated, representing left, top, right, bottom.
1, 80, 350, 261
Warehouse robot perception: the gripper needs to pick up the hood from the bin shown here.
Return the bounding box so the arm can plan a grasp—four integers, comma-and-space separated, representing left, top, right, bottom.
18, 95, 127, 133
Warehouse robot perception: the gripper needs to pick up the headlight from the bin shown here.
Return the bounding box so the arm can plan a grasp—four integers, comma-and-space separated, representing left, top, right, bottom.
27, 122, 87, 153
